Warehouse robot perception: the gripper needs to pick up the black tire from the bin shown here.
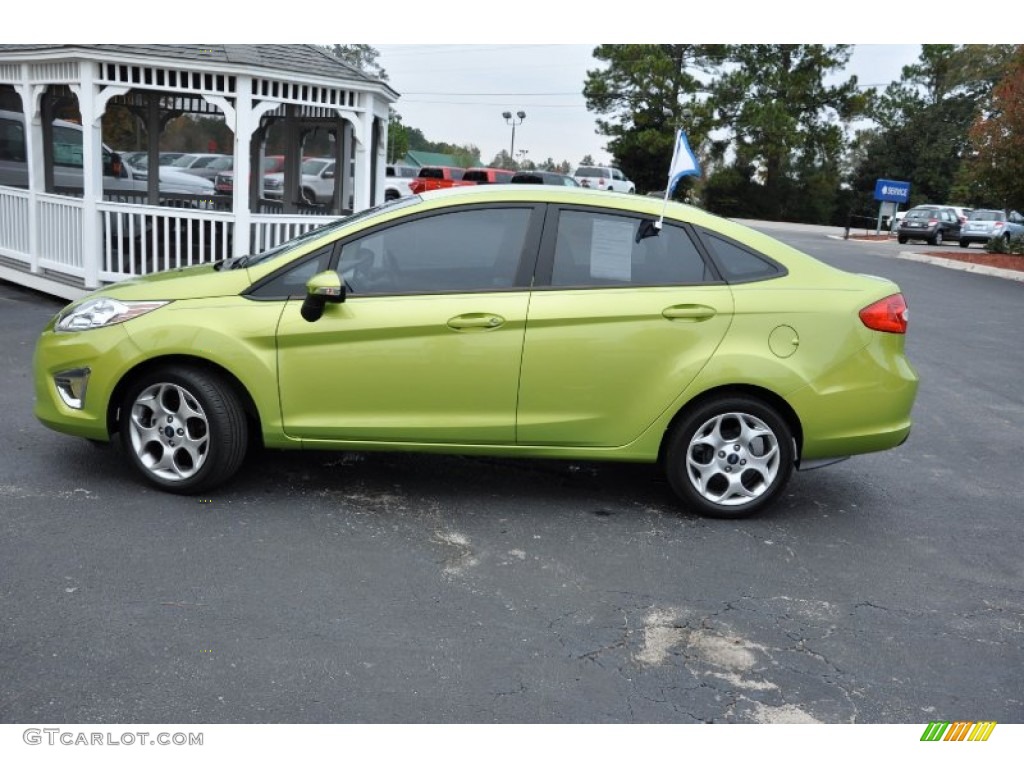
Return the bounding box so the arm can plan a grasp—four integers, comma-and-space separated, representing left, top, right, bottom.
384, 189, 400, 201
664, 395, 795, 519
931, 230, 943, 246
300, 187, 317, 206
897, 235, 907, 244
119, 367, 248, 494
959, 240, 969, 248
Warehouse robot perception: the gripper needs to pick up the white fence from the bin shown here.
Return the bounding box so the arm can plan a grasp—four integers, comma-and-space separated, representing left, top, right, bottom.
0, 184, 341, 292
0, 186, 30, 263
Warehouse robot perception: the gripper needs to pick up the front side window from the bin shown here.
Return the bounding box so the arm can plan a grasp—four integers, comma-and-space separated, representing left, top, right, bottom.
248, 244, 335, 299
336, 207, 533, 295
550, 210, 712, 287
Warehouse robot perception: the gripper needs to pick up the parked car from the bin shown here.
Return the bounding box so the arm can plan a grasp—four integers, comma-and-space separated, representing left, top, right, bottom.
169, 153, 229, 180
385, 164, 418, 201
214, 155, 286, 195
118, 156, 217, 196
461, 167, 514, 184
896, 205, 961, 245
33, 185, 918, 519
573, 165, 636, 193
408, 166, 471, 195
0, 109, 212, 197
263, 157, 338, 205
959, 209, 1024, 248
944, 205, 973, 226
509, 170, 580, 186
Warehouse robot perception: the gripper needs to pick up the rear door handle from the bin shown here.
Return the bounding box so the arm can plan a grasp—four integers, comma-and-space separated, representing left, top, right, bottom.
447, 313, 505, 331
662, 305, 716, 321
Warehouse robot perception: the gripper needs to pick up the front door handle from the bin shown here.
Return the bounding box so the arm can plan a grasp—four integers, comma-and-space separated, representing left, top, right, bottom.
447, 313, 505, 331
662, 305, 717, 321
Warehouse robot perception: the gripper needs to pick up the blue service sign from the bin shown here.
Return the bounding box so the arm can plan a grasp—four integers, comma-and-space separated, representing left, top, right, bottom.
875, 179, 911, 203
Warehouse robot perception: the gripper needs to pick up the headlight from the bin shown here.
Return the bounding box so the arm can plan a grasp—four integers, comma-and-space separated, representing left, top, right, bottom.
56, 298, 170, 332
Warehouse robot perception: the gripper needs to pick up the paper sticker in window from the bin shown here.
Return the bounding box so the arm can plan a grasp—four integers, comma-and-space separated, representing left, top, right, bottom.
589, 219, 634, 281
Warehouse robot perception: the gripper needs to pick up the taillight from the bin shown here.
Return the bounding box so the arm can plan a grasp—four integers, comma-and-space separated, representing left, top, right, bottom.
860, 294, 909, 334
994, 221, 1005, 228
927, 218, 938, 226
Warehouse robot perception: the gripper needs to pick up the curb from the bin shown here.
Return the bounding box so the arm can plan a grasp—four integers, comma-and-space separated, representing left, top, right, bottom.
832, 234, 1024, 282
892, 251, 1024, 283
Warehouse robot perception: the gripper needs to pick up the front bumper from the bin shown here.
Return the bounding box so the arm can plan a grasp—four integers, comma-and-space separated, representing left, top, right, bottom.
33, 322, 144, 441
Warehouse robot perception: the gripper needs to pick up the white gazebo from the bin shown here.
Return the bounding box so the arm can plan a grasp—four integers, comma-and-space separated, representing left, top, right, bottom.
0, 44, 398, 299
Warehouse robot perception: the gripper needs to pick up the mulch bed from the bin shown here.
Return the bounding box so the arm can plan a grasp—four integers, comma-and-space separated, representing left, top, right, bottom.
846, 233, 1024, 273
925, 250, 1024, 273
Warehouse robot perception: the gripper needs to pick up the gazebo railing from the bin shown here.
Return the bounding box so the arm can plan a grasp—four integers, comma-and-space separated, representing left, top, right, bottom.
0, 183, 343, 288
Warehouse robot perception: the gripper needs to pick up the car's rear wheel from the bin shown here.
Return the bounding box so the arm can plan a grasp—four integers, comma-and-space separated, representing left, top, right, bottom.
664, 396, 794, 519
959, 240, 969, 248
931, 230, 943, 246
897, 235, 907, 244
119, 367, 248, 494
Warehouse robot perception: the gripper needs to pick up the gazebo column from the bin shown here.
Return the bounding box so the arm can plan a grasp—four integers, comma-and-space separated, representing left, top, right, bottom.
207, 79, 278, 258
71, 63, 103, 289
14, 74, 44, 276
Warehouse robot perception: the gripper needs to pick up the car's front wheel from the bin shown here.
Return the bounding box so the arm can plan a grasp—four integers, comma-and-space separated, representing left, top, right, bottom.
664, 396, 795, 519
897, 235, 907, 244
119, 367, 248, 494
959, 240, 969, 248
931, 230, 944, 246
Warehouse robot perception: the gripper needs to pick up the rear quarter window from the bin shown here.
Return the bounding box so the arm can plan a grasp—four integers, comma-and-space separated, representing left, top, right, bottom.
700, 232, 784, 283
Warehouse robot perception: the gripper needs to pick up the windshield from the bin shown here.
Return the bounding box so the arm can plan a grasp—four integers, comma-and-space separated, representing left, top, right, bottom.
170, 155, 199, 168
574, 167, 608, 178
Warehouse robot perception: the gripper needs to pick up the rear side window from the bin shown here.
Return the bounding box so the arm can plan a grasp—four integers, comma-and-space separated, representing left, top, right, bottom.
574, 167, 607, 179
550, 210, 712, 287
701, 233, 782, 282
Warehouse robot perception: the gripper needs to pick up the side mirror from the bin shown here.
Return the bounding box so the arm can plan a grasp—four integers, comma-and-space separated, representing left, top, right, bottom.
301, 270, 346, 322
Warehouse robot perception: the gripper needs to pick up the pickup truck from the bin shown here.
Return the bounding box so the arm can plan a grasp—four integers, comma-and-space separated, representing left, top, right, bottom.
408, 166, 515, 195
408, 165, 471, 195
385, 164, 418, 200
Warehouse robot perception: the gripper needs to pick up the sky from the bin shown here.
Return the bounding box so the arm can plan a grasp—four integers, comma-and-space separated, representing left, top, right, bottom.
373, 43, 923, 168
5, 2, 971, 168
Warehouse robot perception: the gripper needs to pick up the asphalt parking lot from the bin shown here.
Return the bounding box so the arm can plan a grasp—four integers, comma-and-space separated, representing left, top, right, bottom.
1, 224, 1021, 724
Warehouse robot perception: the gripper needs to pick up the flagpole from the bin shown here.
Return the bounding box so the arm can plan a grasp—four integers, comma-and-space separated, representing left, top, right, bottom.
657, 131, 682, 231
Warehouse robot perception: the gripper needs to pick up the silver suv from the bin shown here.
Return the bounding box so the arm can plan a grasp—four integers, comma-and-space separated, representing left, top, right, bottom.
573, 165, 636, 193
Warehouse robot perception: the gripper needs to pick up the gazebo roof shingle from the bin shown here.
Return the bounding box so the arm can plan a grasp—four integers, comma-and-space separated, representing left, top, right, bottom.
0, 44, 384, 86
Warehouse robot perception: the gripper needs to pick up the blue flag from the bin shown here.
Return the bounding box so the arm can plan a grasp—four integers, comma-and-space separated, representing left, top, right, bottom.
667, 129, 701, 195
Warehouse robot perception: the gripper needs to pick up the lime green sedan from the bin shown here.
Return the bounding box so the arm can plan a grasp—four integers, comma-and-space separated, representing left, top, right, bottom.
33, 186, 918, 518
